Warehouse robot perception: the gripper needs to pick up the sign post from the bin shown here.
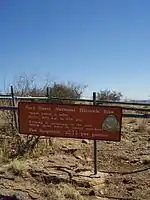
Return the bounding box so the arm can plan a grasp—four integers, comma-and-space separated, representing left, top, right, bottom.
93, 92, 97, 175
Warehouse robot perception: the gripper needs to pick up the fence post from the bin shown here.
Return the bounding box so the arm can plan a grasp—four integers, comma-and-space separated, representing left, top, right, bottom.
46, 87, 51, 147
10, 85, 18, 130
46, 87, 50, 102
93, 92, 97, 175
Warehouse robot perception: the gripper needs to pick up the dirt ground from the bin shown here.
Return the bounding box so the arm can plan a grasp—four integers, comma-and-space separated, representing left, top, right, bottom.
96, 118, 150, 199
0, 117, 149, 200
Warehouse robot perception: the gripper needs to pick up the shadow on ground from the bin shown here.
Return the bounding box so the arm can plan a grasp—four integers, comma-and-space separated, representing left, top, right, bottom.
0, 196, 19, 200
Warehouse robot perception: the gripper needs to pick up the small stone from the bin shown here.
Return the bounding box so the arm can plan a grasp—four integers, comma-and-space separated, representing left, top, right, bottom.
86, 158, 92, 162
82, 139, 90, 144
132, 139, 137, 143
75, 155, 84, 160
89, 178, 106, 187
89, 190, 95, 196
130, 159, 139, 164
29, 192, 40, 199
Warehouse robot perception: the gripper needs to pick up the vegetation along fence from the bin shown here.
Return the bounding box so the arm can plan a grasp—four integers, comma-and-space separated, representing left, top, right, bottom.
1, 85, 150, 126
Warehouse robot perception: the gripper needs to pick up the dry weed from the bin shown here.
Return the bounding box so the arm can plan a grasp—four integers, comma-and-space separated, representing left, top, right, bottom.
7, 159, 27, 176
0, 148, 9, 164
41, 183, 88, 200
30, 137, 55, 158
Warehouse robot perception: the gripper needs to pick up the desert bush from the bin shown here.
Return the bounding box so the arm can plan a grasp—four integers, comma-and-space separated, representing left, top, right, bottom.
12, 73, 46, 97
97, 89, 122, 102
49, 82, 85, 99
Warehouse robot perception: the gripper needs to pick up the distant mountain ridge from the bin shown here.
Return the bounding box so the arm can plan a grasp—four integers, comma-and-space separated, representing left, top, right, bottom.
127, 99, 150, 103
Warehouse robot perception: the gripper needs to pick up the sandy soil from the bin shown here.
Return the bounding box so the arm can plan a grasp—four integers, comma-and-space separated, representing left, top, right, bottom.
96, 118, 150, 199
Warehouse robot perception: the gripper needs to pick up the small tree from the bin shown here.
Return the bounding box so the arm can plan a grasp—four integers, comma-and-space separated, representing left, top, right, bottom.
49, 82, 86, 99
12, 73, 47, 96
97, 89, 122, 102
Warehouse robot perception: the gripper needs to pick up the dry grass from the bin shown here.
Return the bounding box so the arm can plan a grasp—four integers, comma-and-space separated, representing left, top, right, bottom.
136, 122, 147, 132
7, 159, 28, 176
0, 148, 9, 163
133, 118, 150, 133
126, 117, 150, 133
41, 183, 89, 200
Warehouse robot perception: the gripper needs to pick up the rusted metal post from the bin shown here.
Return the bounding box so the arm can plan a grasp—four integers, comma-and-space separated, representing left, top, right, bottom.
93, 92, 97, 175
11, 85, 18, 130
46, 87, 51, 147
46, 87, 49, 102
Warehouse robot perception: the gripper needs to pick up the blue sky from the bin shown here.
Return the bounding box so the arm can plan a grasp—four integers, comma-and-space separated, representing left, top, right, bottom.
0, 0, 150, 99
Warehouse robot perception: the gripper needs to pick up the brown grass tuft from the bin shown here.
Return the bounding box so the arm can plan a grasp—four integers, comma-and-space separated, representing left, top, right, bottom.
41, 183, 88, 200
7, 159, 27, 176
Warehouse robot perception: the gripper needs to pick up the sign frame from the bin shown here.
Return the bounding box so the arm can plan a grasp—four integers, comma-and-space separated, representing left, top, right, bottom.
18, 101, 122, 142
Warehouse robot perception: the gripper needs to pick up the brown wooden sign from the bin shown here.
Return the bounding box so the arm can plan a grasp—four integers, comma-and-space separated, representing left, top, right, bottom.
18, 102, 122, 141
